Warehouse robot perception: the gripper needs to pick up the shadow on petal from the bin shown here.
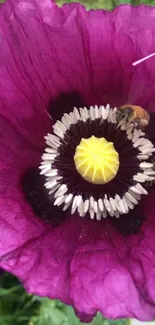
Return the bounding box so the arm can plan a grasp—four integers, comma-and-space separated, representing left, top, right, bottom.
49, 91, 87, 122
22, 167, 67, 227
146, 113, 155, 145
110, 205, 146, 236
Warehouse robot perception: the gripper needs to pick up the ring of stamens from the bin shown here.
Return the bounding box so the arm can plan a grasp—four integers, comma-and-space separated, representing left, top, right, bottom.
40, 104, 155, 220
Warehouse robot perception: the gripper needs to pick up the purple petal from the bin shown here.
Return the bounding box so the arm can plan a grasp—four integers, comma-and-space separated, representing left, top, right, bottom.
1, 0, 155, 322
1, 191, 155, 321
1, 1, 155, 117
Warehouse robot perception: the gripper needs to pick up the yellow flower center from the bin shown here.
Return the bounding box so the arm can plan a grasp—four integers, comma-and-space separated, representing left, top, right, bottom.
74, 136, 120, 184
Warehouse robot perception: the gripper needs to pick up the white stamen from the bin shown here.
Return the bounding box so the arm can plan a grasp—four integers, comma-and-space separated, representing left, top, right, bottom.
136, 183, 148, 195
90, 106, 95, 120
78, 199, 85, 217
76, 195, 82, 207
94, 105, 99, 119
132, 129, 144, 143
90, 196, 94, 209
124, 194, 134, 210
64, 113, 74, 125
138, 155, 149, 160
109, 197, 117, 211
84, 199, 89, 214
102, 209, 107, 219
140, 162, 153, 169
54, 195, 66, 206
54, 121, 67, 133
122, 197, 129, 212
115, 195, 124, 214
69, 112, 77, 123
45, 141, 60, 150
71, 196, 78, 214
144, 175, 155, 181
65, 193, 73, 204
42, 153, 57, 160
54, 184, 67, 198
90, 208, 95, 219
99, 105, 103, 117
45, 148, 57, 154
133, 137, 147, 148
40, 166, 51, 175
96, 210, 102, 220
130, 185, 142, 195
98, 199, 104, 212
84, 107, 90, 119
114, 211, 120, 218
45, 175, 62, 183
110, 110, 117, 124
104, 196, 112, 213
48, 185, 59, 195
45, 180, 57, 189
132, 52, 155, 66
71, 195, 82, 214
45, 134, 60, 146
139, 146, 154, 155
61, 115, 71, 128
133, 173, 147, 183
126, 192, 138, 205
93, 201, 98, 213
39, 163, 51, 169
45, 170, 58, 177
118, 198, 128, 214
128, 188, 141, 201
53, 129, 64, 139
144, 170, 155, 176
63, 200, 72, 211
101, 106, 109, 120
79, 107, 87, 122
73, 107, 81, 121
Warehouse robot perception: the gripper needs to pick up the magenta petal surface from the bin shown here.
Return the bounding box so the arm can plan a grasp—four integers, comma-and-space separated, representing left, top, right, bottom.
1, 0, 155, 322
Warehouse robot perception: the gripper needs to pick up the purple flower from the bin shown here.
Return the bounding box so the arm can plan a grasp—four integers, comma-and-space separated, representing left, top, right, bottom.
1, 0, 155, 322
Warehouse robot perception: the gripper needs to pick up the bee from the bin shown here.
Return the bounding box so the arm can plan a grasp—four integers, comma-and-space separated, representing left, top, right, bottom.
116, 105, 150, 129
117, 105, 155, 188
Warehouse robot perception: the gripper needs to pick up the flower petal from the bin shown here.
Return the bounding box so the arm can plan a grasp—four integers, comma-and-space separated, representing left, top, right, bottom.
1, 1, 155, 124
1, 0, 155, 322
1, 107, 155, 321
1, 197, 155, 321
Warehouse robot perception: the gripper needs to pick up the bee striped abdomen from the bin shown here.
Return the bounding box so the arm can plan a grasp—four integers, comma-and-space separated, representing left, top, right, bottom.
117, 105, 150, 129
131, 105, 150, 123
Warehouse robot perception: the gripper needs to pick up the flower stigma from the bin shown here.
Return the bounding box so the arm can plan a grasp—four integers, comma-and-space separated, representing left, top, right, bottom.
74, 136, 119, 184
40, 105, 155, 220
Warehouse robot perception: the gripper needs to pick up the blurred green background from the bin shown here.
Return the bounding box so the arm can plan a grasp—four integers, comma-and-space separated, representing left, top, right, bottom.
0, 0, 154, 324
0, 272, 128, 325
57, 0, 155, 10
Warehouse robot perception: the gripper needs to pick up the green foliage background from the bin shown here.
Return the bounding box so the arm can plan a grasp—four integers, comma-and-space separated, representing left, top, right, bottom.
56, 0, 155, 10
0, 272, 128, 325
0, 0, 154, 324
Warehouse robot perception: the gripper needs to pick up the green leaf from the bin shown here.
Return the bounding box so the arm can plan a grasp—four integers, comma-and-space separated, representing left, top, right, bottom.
33, 298, 67, 325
